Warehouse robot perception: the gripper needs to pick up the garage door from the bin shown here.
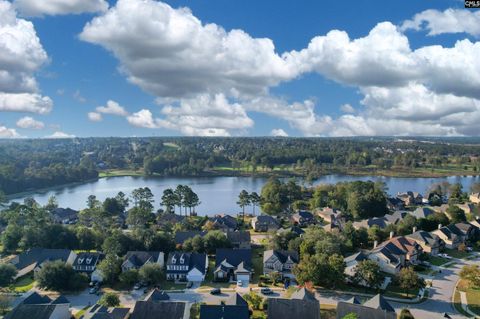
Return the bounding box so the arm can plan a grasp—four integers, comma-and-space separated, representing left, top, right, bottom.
237, 274, 250, 282
187, 274, 203, 282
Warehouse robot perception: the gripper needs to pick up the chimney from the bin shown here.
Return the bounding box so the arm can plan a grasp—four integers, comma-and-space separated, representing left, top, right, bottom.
373, 240, 378, 249
390, 231, 394, 239
412, 226, 417, 233
438, 223, 442, 230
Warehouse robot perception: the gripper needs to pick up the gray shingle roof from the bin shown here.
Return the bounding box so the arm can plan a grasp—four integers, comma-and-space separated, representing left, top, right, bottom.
5, 304, 57, 319
215, 249, 252, 271
123, 251, 161, 268
11, 248, 72, 271
291, 288, 317, 301
199, 305, 249, 319
363, 294, 395, 313
267, 298, 320, 319
130, 301, 186, 319
263, 250, 299, 264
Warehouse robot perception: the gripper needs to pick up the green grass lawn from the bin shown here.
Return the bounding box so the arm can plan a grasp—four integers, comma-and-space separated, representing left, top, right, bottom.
200, 258, 235, 289
320, 304, 337, 319
11, 275, 35, 293
444, 248, 471, 259
99, 169, 144, 177
251, 246, 266, 284
426, 255, 450, 266
457, 279, 480, 316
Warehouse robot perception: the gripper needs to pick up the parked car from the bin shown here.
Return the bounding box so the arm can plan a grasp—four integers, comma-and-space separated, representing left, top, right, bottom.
210, 288, 221, 295
89, 286, 99, 294
89, 281, 97, 287
261, 288, 273, 295
186, 281, 193, 288
466, 247, 473, 252
439, 253, 452, 259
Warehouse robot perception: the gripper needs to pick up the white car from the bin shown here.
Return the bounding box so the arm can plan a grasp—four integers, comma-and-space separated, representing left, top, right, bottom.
439, 253, 452, 259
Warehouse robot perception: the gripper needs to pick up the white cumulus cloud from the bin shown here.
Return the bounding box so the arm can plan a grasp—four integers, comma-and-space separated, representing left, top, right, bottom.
270, 129, 288, 137
401, 8, 480, 37
16, 116, 44, 129
0, 1, 52, 114
340, 104, 355, 113
13, 0, 108, 17
46, 131, 75, 139
0, 125, 21, 138
88, 112, 102, 122
96, 100, 128, 116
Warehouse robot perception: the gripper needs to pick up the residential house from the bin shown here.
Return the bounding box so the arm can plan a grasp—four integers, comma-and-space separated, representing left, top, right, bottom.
344, 251, 368, 278
383, 211, 408, 226
166, 252, 208, 282
10, 248, 76, 279
199, 294, 249, 319
410, 207, 435, 219
368, 241, 406, 275
225, 231, 251, 249
157, 214, 185, 227
263, 250, 299, 279
432, 224, 466, 249
291, 210, 315, 227
208, 214, 238, 231
336, 294, 396, 319
316, 207, 343, 224
386, 197, 405, 211
277, 226, 305, 237
174, 231, 207, 246
470, 193, 480, 204
397, 191, 423, 206
406, 230, 444, 256
455, 222, 478, 242
72, 252, 102, 273
6, 292, 71, 319
82, 304, 130, 319
51, 208, 78, 224
214, 249, 252, 283
353, 217, 389, 230
144, 289, 170, 302
267, 297, 320, 319
251, 215, 280, 232
130, 301, 187, 319
291, 287, 317, 302
122, 251, 165, 272
456, 203, 477, 216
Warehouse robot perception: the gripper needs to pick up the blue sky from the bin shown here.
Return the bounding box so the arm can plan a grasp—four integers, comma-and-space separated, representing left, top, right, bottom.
0, 0, 479, 138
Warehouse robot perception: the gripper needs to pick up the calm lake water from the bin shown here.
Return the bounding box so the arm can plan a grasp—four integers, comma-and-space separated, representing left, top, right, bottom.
10, 175, 480, 215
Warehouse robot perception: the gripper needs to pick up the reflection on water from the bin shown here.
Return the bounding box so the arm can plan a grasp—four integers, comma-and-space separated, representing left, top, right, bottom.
10, 175, 480, 215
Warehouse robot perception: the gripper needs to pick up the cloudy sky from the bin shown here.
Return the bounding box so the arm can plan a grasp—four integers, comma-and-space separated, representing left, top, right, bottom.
0, 0, 479, 138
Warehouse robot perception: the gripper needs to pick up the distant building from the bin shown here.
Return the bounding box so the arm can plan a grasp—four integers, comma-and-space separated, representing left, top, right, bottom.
291, 210, 316, 227
208, 214, 238, 231
397, 191, 423, 206
251, 215, 280, 232
51, 208, 78, 224
316, 207, 343, 224
225, 231, 251, 249
406, 230, 444, 256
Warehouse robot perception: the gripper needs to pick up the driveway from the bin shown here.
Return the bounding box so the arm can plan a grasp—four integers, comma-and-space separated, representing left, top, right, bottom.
64, 289, 100, 313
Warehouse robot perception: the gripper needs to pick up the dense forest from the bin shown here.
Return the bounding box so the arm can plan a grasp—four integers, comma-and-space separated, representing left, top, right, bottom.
1, 137, 480, 195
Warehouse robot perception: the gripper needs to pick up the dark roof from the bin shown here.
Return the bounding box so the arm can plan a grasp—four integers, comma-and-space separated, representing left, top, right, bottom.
12, 248, 72, 270
215, 249, 252, 270
455, 222, 475, 234
144, 289, 170, 302
226, 231, 251, 243
209, 214, 238, 229
263, 250, 299, 264
411, 207, 434, 219
50, 295, 70, 305
167, 252, 207, 274
336, 301, 396, 319
254, 215, 279, 225
344, 252, 367, 264
291, 288, 317, 302
72, 252, 102, 268
384, 211, 407, 225
5, 304, 58, 319
130, 301, 186, 319
157, 214, 185, 225
200, 305, 249, 319
437, 224, 464, 239
224, 293, 248, 306
267, 298, 320, 319
21, 292, 52, 305
363, 294, 395, 313
347, 297, 362, 304
52, 207, 78, 219
293, 210, 314, 219
406, 231, 439, 247
123, 251, 161, 268
174, 231, 207, 245
84, 305, 130, 319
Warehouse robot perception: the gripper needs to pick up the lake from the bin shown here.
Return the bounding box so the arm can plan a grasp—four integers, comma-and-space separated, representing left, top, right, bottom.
9, 175, 480, 215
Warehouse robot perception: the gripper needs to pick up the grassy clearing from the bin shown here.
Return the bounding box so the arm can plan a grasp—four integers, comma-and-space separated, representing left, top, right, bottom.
11, 275, 35, 293
163, 142, 180, 150
427, 255, 450, 266
99, 169, 144, 177
457, 279, 480, 316
444, 248, 471, 259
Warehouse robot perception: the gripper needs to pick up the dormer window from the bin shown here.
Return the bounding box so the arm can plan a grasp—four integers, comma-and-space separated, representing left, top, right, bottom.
172, 256, 177, 264
78, 258, 84, 264
86, 257, 92, 264
180, 254, 185, 264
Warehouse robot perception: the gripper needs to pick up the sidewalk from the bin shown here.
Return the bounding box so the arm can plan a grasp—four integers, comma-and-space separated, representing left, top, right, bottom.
459, 291, 479, 318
